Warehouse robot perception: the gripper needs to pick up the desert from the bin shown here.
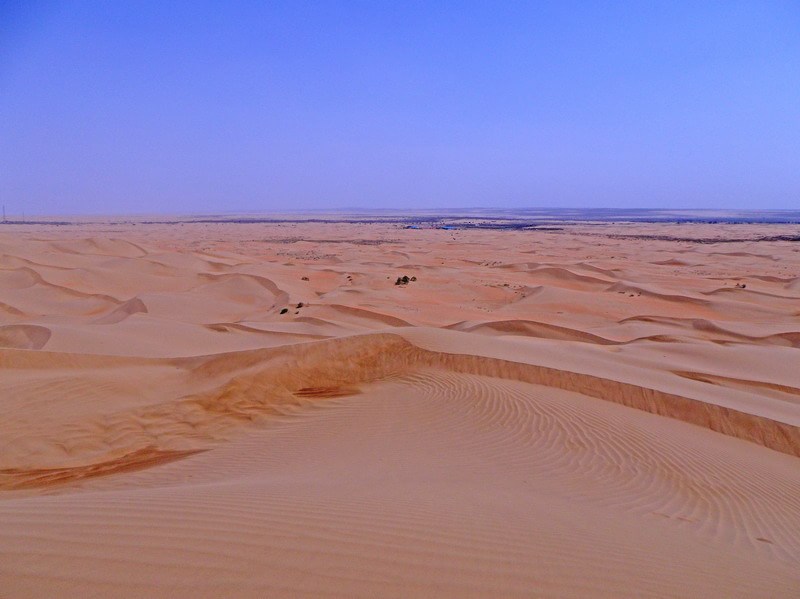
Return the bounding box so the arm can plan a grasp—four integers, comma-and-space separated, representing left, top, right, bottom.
5, 1, 799, 595
0, 214, 798, 597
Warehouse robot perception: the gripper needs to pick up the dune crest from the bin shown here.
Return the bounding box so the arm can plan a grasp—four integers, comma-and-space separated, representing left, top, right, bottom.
0, 325, 51, 350
1, 220, 799, 598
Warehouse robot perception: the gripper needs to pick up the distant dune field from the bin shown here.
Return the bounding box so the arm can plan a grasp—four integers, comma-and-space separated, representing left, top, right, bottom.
1, 218, 799, 597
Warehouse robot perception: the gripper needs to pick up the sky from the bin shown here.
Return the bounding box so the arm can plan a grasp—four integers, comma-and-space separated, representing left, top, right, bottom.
1, 1, 799, 215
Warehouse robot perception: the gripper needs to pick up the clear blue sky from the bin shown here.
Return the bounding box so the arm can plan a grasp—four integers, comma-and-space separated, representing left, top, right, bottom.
2, 1, 799, 215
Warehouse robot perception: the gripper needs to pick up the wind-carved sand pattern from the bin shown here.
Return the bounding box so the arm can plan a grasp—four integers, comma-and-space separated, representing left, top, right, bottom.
0, 447, 205, 490
0, 219, 799, 597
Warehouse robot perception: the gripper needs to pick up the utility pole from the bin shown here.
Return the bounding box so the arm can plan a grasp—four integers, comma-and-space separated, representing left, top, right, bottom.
2, 205, 5, 223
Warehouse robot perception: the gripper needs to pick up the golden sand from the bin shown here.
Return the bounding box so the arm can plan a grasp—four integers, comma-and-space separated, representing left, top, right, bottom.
1, 219, 799, 597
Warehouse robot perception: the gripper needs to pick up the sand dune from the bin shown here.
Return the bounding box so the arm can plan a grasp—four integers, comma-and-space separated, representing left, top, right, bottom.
1, 220, 799, 597
448, 319, 619, 344
607, 281, 711, 305
93, 297, 149, 324
525, 266, 614, 289
0, 324, 51, 350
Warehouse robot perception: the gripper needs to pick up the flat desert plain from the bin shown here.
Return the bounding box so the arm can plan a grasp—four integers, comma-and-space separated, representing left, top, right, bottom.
1, 218, 799, 598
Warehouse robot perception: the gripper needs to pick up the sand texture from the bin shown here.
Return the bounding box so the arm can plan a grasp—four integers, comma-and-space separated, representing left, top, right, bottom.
1, 219, 799, 597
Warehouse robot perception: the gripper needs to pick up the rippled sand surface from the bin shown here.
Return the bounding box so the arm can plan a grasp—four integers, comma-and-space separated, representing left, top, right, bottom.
1, 218, 799, 597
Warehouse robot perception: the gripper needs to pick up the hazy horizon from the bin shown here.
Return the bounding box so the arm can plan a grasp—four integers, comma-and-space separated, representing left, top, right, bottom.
2, 1, 799, 215
4, 206, 800, 225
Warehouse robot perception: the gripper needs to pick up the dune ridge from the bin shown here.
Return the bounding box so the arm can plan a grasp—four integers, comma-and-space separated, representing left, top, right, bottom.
2, 332, 796, 489
1, 220, 799, 598
0, 324, 52, 350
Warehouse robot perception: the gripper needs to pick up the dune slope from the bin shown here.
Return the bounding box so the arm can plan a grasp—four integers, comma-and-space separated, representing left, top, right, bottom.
1, 220, 799, 597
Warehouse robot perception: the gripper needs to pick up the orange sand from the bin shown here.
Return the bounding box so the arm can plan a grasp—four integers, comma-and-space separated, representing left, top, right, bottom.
1, 218, 799, 597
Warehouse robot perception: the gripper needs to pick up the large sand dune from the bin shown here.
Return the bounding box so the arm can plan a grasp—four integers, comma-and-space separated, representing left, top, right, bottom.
1, 219, 799, 597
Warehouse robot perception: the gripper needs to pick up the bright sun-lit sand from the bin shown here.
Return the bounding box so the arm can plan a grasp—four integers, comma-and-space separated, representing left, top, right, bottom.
1, 217, 799, 597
